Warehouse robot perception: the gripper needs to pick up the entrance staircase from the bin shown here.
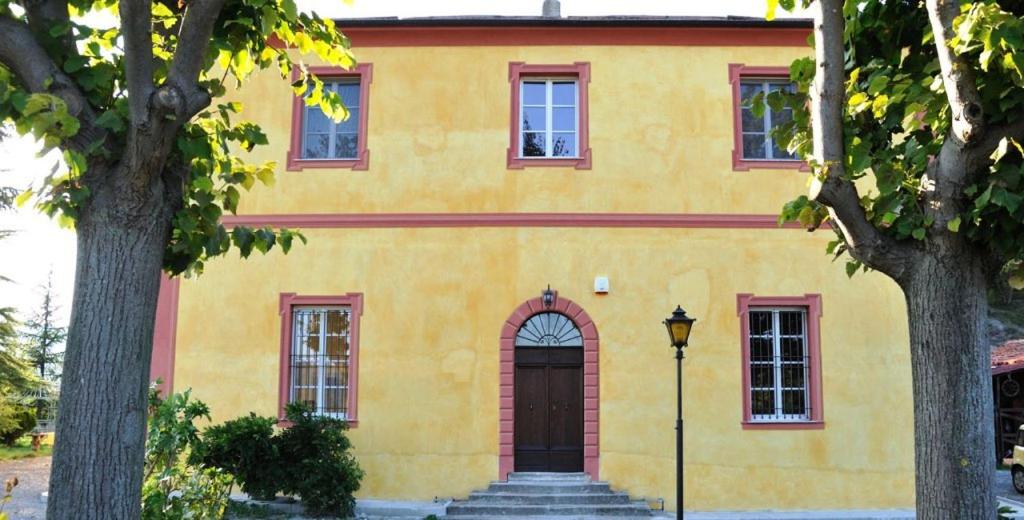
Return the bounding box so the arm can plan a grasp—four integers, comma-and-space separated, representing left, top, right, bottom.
445, 472, 653, 518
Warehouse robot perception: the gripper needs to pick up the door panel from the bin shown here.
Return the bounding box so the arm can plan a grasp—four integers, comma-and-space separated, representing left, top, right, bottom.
514, 347, 583, 473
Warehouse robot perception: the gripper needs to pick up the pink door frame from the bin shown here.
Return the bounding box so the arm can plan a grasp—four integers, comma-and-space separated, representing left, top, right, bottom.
499, 293, 599, 480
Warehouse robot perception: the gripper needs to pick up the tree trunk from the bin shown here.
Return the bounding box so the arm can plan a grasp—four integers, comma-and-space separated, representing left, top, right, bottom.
46, 186, 173, 519
904, 250, 995, 519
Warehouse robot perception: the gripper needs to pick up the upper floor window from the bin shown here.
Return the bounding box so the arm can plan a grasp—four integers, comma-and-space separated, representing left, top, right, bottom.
279, 293, 364, 425
739, 79, 795, 161
508, 62, 592, 170
287, 64, 373, 171
302, 80, 361, 160
728, 64, 803, 171
521, 80, 578, 158
736, 294, 824, 430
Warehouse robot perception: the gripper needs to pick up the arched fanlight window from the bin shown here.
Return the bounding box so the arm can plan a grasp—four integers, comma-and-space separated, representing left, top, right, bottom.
515, 312, 583, 347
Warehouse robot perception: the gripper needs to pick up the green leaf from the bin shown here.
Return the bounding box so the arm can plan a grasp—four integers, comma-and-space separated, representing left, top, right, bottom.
14, 189, 33, 207
867, 75, 890, 95
766, 0, 779, 21
912, 228, 926, 240
947, 216, 962, 232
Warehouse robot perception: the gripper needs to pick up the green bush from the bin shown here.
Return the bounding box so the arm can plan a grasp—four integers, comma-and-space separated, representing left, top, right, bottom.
0, 405, 35, 447
143, 386, 231, 520
277, 402, 363, 518
190, 413, 281, 500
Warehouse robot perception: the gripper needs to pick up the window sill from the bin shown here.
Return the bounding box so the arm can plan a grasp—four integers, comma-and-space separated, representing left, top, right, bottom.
276, 418, 359, 429
286, 150, 370, 171
742, 420, 824, 430
507, 148, 592, 170
731, 155, 807, 172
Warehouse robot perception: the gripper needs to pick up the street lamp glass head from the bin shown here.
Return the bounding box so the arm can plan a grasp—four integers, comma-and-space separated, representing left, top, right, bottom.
542, 285, 555, 308
664, 305, 696, 348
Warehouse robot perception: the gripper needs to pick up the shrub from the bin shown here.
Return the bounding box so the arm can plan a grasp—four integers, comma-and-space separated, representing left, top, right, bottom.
277, 402, 363, 518
142, 386, 231, 520
0, 405, 35, 447
190, 413, 281, 500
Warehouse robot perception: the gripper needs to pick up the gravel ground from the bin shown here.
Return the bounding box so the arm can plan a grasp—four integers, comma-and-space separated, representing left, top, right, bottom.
0, 456, 50, 520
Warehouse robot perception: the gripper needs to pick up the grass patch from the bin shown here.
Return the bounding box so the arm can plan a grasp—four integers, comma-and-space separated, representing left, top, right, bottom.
0, 436, 52, 461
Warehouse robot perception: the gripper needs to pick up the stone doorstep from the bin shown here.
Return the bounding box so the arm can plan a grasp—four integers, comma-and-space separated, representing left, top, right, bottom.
231, 495, 450, 519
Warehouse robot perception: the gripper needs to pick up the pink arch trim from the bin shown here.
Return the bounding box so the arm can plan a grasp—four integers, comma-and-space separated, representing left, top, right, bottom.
499, 293, 599, 480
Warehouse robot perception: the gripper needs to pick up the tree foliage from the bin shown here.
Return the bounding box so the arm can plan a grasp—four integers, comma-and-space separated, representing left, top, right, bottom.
0, 0, 357, 274
769, 0, 1024, 284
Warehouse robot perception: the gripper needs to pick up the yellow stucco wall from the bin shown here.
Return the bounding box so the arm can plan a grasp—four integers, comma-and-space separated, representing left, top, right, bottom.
170, 37, 915, 511
174, 228, 914, 510
232, 44, 813, 216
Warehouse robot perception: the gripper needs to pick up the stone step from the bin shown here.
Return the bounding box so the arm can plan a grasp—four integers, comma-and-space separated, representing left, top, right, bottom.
485, 481, 613, 494
467, 492, 632, 505
507, 472, 591, 482
445, 502, 652, 517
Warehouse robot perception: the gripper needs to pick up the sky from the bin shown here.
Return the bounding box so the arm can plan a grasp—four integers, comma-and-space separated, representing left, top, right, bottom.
0, 0, 807, 326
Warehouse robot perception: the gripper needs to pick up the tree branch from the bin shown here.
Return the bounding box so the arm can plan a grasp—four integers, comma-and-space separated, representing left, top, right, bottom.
808, 0, 918, 282
164, 0, 225, 118
927, 0, 984, 145
120, 0, 156, 127
0, 15, 104, 152
22, 0, 75, 58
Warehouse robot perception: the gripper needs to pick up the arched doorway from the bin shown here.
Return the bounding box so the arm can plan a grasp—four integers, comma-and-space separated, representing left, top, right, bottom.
499, 294, 599, 479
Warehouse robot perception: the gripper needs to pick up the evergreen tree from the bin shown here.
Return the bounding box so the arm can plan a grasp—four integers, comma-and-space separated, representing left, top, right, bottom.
22, 273, 66, 381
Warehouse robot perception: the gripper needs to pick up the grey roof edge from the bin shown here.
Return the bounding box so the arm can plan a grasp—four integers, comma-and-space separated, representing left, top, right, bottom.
331, 15, 813, 30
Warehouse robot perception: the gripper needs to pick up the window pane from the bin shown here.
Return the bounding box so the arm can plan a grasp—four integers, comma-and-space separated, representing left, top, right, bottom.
751, 364, 775, 388
335, 133, 359, 159
772, 142, 796, 160
781, 337, 805, 361
552, 132, 576, 157
742, 134, 767, 159
749, 337, 772, 362
523, 107, 546, 131
305, 106, 331, 134
552, 81, 576, 105
294, 387, 316, 410
552, 107, 575, 132
782, 389, 806, 415
741, 108, 764, 132
768, 82, 794, 94
522, 132, 545, 157
326, 335, 349, 360
522, 82, 545, 105
337, 82, 360, 108
752, 390, 775, 416
779, 311, 804, 335
326, 311, 350, 335
749, 311, 772, 336
303, 134, 329, 159
782, 362, 805, 386
740, 82, 762, 106
324, 388, 347, 415
338, 108, 359, 134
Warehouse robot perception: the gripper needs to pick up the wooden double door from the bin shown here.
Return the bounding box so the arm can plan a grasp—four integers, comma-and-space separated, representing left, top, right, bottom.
514, 347, 584, 472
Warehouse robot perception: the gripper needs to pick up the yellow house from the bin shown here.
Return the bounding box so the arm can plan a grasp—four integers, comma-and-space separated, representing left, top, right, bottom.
150, 13, 915, 514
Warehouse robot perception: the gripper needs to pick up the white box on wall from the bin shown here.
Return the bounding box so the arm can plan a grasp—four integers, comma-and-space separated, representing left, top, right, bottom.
594, 276, 610, 294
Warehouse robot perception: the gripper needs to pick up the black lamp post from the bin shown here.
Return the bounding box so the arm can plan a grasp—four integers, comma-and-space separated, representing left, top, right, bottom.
663, 305, 696, 519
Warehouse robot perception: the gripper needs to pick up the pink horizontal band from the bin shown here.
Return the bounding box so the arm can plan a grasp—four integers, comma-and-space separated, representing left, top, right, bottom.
222, 212, 807, 229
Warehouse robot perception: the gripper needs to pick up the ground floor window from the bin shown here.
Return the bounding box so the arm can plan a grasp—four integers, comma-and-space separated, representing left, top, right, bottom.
736, 294, 824, 429
278, 293, 363, 425
748, 308, 809, 421
290, 307, 351, 418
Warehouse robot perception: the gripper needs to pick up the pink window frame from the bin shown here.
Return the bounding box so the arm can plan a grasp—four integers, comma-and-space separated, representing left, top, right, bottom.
286, 64, 373, 171
507, 62, 592, 170
736, 293, 824, 430
499, 292, 599, 480
278, 292, 363, 427
728, 63, 806, 171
